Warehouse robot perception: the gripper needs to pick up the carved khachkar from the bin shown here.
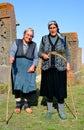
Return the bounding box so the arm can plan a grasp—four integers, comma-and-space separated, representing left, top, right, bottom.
62, 32, 82, 72
0, 2, 16, 83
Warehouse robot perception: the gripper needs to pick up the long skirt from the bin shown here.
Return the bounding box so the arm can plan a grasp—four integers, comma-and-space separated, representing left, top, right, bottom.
40, 68, 67, 99
11, 58, 37, 94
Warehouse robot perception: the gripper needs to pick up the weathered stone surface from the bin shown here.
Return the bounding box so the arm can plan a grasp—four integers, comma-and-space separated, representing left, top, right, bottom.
62, 32, 82, 72
0, 2, 16, 83
0, 65, 10, 83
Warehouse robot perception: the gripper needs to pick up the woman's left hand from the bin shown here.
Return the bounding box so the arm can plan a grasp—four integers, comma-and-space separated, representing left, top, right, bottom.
66, 62, 71, 71
28, 65, 35, 72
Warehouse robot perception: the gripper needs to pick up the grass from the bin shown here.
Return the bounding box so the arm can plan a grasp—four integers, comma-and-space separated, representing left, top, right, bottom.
0, 66, 84, 130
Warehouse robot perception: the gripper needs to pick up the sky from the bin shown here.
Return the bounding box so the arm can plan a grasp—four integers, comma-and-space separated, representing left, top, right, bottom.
0, 0, 84, 63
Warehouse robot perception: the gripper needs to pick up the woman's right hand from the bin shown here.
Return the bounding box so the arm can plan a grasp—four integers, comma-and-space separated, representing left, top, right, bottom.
9, 57, 14, 64
41, 53, 49, 60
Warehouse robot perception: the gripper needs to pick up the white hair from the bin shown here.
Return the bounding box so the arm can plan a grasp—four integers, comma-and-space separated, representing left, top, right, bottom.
23, 28, 34, 37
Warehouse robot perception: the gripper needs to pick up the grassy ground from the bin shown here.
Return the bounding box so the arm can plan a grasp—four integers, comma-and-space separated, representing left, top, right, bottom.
0, 66, 84, 130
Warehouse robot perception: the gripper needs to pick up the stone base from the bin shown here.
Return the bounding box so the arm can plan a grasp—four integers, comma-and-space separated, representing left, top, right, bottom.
0, 65, 11, 83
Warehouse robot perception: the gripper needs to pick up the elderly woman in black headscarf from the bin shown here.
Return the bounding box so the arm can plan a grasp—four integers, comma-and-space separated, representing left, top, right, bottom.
38, 20, 71, 119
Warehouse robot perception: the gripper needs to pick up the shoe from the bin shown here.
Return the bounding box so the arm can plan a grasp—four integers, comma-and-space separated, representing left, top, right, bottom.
14, 101, 21, 114
45, 112, 52, 119
59, 113, 67, 120
25, 108, 32, 114
14, 108, 21, 114
24, 101, 32, 114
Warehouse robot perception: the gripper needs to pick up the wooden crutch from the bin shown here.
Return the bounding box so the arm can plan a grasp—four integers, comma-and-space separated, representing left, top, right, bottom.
5, 64, 14, 124
67, 71, 78, 119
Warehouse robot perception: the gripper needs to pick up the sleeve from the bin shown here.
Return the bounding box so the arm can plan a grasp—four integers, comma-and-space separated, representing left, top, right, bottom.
65, 40, 71, 62
38, 38, 44, 58
32, 44, 38, 66
10, 41, 17, 57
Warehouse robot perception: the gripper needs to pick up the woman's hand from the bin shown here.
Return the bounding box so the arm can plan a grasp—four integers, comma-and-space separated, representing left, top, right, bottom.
41, 53, 49, 60
28, 65, 35, 72
9, 57, 14, 64
66, 62, 71, 71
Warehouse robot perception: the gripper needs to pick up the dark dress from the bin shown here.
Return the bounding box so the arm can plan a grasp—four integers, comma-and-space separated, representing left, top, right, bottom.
40, 68, 67, 99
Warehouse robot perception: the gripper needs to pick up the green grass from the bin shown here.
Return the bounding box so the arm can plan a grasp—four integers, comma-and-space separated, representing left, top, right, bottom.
0, 65, 84, 130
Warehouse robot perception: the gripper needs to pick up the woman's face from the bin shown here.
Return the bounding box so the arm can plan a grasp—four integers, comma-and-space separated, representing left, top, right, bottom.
23, 30, 33, 44
49, 24, 57, 36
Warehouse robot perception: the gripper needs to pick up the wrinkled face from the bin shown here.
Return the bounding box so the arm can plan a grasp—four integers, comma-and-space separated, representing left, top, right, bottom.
23, 30, 33, 43
49, 24, 57, 36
